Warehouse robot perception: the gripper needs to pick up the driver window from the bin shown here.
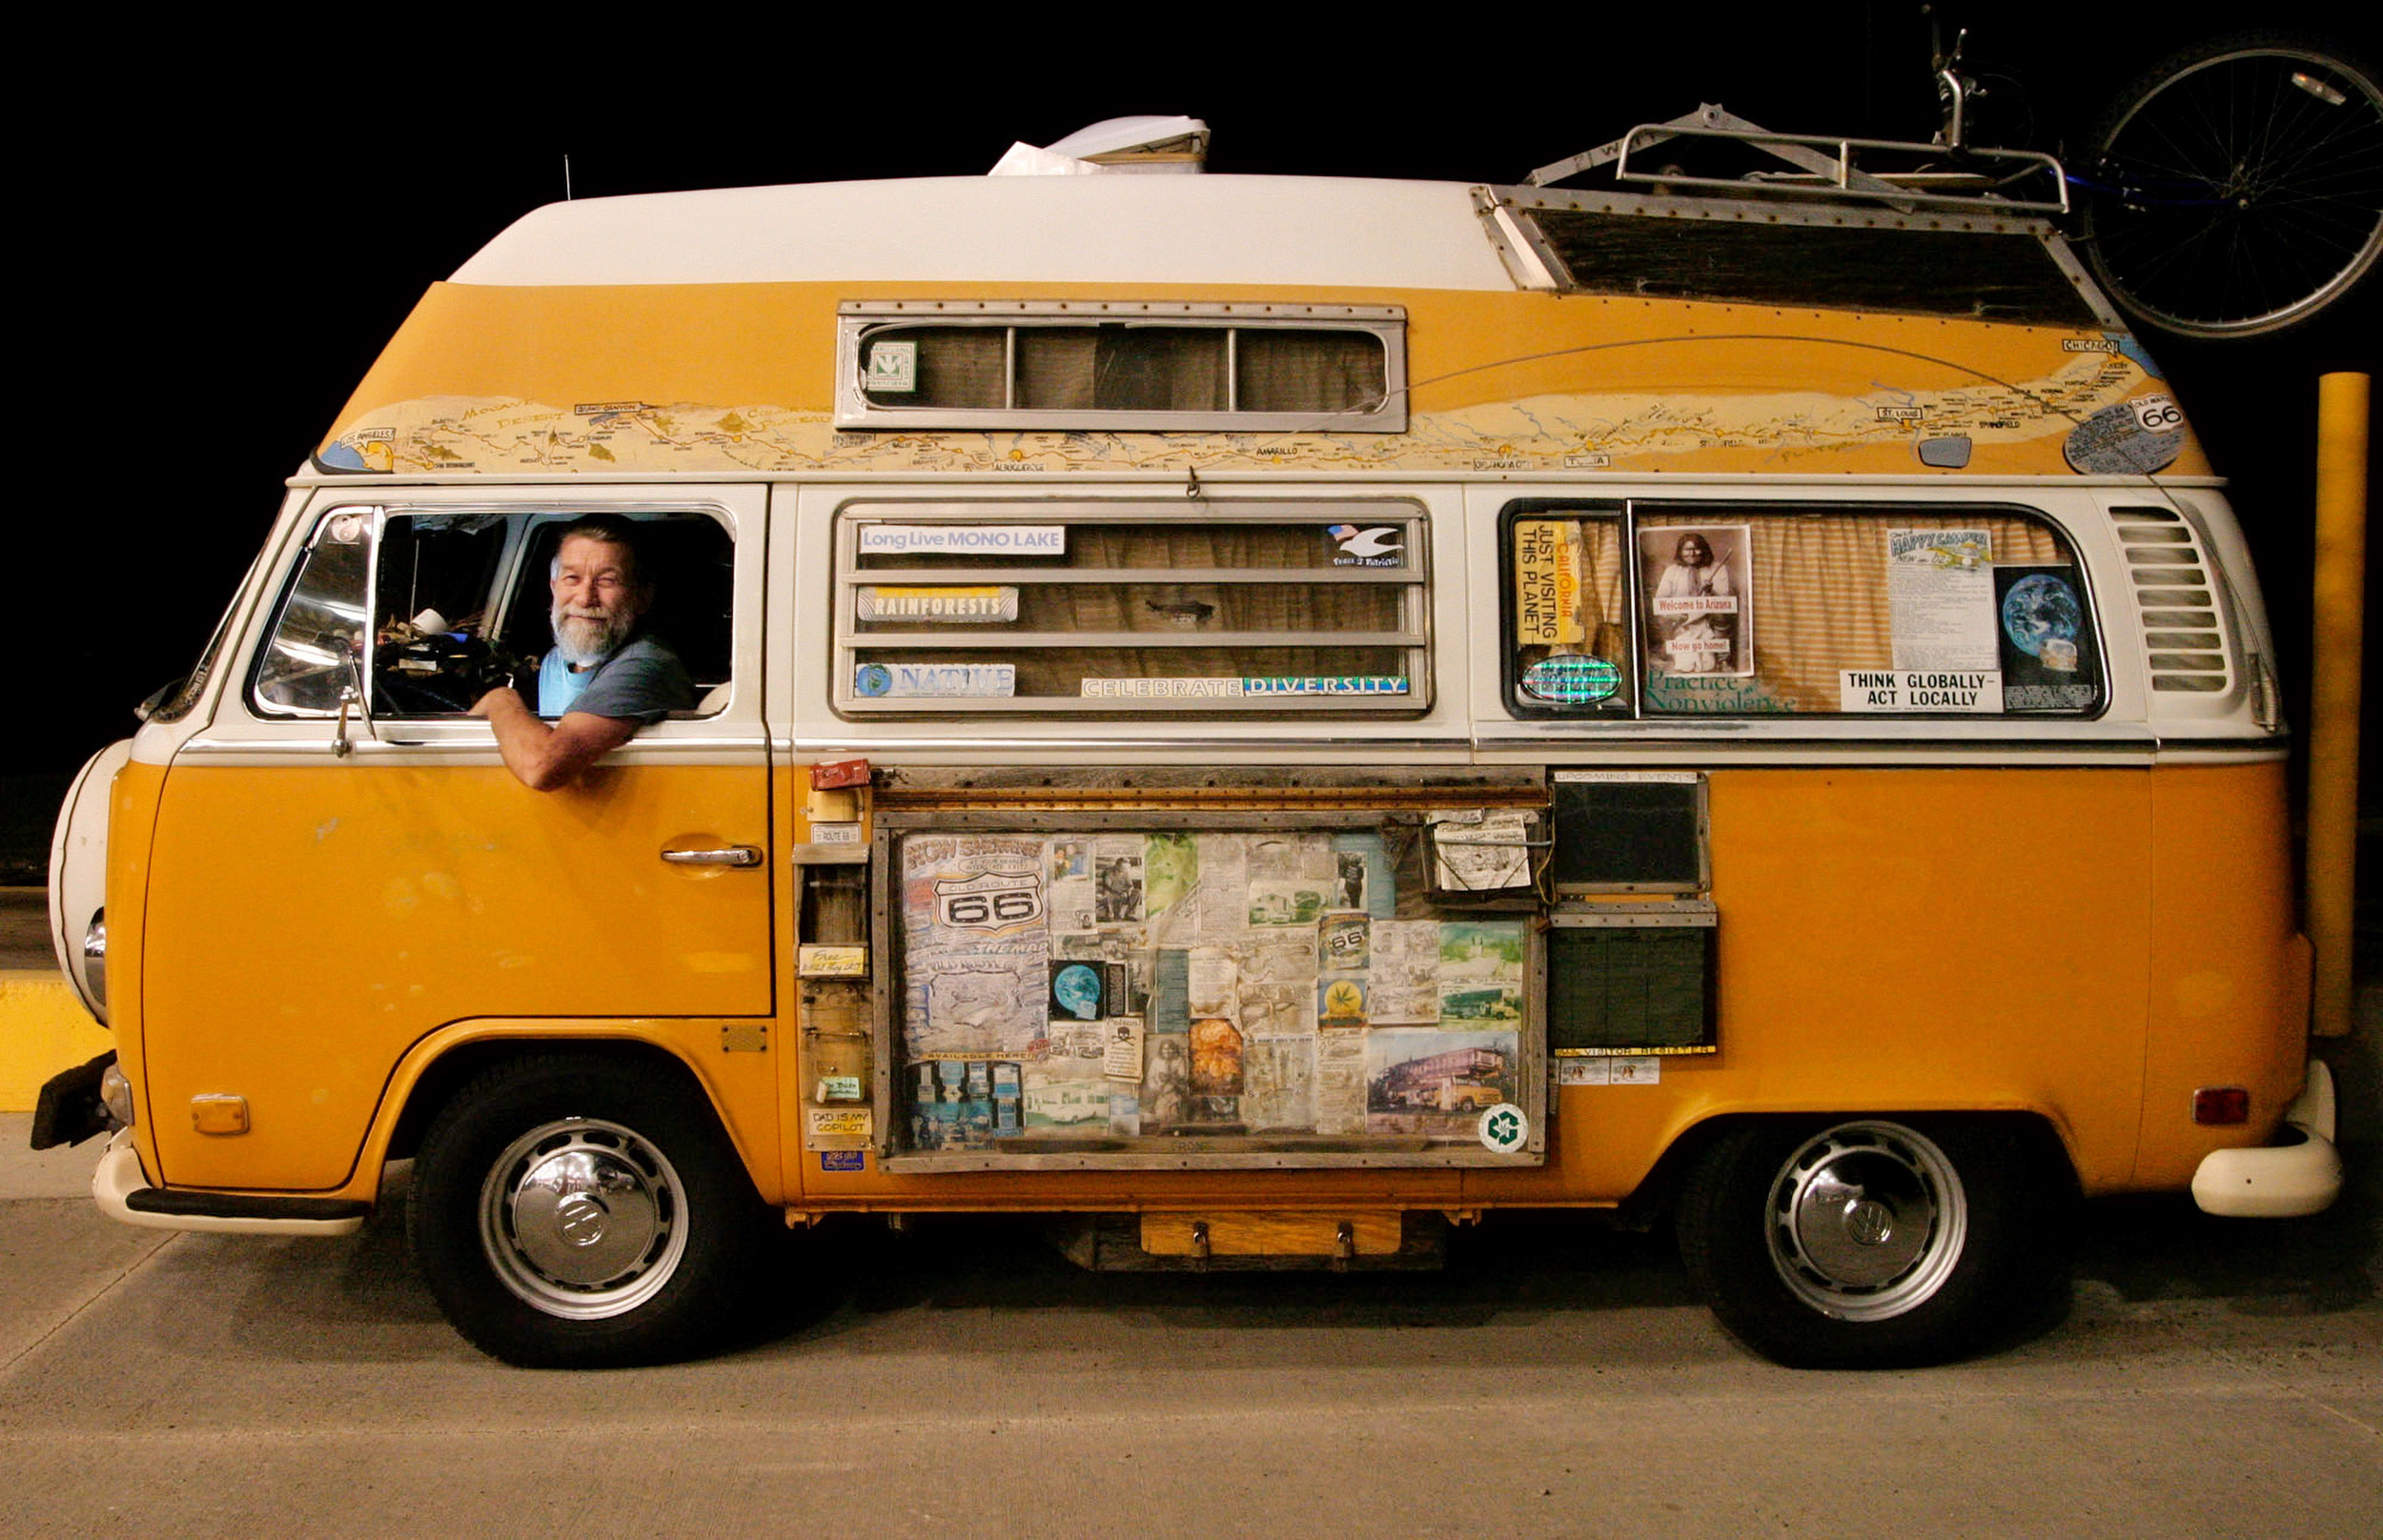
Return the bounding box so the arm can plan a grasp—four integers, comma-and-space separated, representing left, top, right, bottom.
252, 508, 735, 720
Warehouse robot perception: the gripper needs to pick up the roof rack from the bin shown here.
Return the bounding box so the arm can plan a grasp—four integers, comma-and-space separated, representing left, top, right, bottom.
1525, 104, 2068, 216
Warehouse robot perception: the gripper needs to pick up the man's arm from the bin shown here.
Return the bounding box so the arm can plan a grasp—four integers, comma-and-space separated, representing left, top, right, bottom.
471, 688, 641, 791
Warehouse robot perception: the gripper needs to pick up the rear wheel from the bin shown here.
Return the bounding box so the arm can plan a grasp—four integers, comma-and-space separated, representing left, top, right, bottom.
2080, 35, 2383, 338
1676, 1119, 2049, 1369
409, 1053, 773, 1368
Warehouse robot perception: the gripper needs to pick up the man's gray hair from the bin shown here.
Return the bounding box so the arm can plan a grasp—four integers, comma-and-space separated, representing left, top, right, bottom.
549, 514, 647, 584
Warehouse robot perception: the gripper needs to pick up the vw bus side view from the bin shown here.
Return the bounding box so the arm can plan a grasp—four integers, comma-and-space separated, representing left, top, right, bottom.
38, 139, 2342, 1369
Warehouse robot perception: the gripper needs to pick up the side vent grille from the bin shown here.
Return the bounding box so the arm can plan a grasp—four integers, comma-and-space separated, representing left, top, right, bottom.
2112, 506, 2228, 694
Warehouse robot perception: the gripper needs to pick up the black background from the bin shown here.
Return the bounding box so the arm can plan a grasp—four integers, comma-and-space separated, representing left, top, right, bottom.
10, 8, 2378, 866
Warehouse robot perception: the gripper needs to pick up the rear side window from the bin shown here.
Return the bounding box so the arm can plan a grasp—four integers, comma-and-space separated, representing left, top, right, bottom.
1504, 502, 2104, 719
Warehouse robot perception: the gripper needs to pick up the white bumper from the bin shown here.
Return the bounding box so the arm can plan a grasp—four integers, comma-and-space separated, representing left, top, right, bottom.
2190, 1061, 2344, 1219
92, 1130, 365, 1237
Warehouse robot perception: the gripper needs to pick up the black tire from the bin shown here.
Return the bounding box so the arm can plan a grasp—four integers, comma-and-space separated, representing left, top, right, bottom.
1675, 1118, 2048, 1369
2078, 33, 2383, 339
409, 1052, 774, 1368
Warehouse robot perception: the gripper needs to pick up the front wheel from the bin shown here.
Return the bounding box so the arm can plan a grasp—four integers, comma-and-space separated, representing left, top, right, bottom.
1676, 1119, 2054, 1369
409, 1053, 774, 1368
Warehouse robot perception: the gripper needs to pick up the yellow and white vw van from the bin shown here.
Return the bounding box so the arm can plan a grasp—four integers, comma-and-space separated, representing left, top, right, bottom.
38, 140, 2341, 1368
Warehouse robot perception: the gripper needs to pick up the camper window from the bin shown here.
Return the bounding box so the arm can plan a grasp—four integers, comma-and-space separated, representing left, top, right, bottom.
837, 302, 1405, 432
835, 503, 1429, 714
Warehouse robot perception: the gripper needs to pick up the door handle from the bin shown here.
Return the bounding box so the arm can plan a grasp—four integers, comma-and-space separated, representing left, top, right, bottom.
661, 845, 764, 868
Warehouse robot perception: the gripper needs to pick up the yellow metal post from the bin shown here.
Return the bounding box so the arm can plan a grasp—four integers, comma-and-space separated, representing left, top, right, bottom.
2308, 373, 2372, 1038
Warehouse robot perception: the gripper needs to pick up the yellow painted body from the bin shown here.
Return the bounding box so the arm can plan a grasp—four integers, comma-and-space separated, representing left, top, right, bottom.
136, 761, 772, 1192
97, 264, 2301, 1223
322, 282, 2207, 480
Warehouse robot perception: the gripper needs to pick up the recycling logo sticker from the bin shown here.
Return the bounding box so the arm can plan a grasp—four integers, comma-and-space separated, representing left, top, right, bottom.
1478, 1103, 1529, 1154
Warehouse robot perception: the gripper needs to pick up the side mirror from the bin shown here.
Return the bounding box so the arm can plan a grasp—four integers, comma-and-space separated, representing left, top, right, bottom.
132, 679, 185, 723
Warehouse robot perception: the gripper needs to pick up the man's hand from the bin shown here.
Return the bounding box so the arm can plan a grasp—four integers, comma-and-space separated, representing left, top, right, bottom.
471, 687, 641, 791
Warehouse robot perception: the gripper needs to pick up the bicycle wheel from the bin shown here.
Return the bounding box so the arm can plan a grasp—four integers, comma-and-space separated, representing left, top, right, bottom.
2080, 34, 2383, 339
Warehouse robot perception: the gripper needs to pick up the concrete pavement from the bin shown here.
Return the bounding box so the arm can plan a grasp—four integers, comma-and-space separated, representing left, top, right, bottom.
0, 1114, 2376, 1536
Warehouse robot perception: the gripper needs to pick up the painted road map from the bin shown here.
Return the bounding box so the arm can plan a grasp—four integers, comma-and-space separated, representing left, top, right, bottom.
319, 341, 2181, 479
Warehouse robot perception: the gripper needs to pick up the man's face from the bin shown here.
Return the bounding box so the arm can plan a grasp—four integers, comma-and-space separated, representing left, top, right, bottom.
549, 536, 646, 665
1677, 537, 1710, 566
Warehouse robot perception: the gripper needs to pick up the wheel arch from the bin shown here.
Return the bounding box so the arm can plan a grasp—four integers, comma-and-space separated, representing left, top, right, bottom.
1621, 1106, 2080, 1228
367, 1024, 782, 1206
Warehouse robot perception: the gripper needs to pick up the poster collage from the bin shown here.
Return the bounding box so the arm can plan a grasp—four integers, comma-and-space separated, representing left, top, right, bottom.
900, 829, 1527, 1150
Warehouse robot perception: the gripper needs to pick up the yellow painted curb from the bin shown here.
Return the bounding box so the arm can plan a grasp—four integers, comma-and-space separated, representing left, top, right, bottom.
0, 969, 109, 1114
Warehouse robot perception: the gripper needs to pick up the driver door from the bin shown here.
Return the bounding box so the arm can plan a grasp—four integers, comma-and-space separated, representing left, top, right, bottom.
139, 487, 771, 1191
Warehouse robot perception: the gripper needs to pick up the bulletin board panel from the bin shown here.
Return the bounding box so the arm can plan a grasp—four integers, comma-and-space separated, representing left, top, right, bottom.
871, 808, 1548, 1173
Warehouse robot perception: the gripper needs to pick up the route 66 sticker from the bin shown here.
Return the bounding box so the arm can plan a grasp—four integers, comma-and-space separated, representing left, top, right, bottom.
1478, 1102, 1529, 1154
2065, 395, 2184, 475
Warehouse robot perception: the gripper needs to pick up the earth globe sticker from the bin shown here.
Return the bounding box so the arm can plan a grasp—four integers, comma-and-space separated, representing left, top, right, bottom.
1052, 962, 1103, 1021
855, 663, 893, 697
2001, 574, 2082, 669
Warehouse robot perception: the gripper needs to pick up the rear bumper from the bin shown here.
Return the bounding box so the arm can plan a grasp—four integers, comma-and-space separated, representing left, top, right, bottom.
92, 1130, 368, 1237
2190, 1061, 2344, 1219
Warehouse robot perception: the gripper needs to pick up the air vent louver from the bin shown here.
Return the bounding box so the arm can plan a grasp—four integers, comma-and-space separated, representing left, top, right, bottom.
2112, 508, 2228, 694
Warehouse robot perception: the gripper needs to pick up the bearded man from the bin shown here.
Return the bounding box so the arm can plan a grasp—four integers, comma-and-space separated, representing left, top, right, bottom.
470, 515, 695, 790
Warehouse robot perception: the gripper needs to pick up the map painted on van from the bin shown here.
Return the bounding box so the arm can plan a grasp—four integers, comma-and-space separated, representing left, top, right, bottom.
317, 344, 2190, 480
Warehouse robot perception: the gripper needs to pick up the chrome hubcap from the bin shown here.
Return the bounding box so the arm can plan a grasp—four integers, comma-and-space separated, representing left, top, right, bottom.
1766, 1123, 1966, 1322
479, 1119, 687, 1319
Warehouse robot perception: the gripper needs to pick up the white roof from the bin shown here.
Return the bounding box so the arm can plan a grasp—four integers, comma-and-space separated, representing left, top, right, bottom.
449, 174, 1517, 291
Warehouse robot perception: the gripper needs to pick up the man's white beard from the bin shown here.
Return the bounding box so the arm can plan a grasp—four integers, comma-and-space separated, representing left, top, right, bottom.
552, 600, 632, 667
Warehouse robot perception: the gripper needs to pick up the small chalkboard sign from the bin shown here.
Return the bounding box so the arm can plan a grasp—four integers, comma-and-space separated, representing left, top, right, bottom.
1549, 772, 1706, 893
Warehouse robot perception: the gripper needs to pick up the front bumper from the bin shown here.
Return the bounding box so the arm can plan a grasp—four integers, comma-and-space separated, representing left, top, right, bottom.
2190, 1061, 2344, 1218
92, 1130, 367, 1237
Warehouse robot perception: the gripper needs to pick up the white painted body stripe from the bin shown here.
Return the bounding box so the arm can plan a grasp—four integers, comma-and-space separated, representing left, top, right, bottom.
449, 175, 1518, 291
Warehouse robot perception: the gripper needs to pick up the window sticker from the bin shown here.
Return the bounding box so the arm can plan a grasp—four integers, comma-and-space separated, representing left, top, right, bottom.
866, 339, 917, 393
1242, 676, 1408, 696
1520, 655, 1620, 703
857, 524, 1066, 556
857, 586, 1019, 622
1995, 566, 2102, 710
1515, 519, 1585, 646
855, 662, 1015, 698
1328, 523, 1406, 567
1887, 529, 1998, 672
1083, 678, 1245, 699
1838, 670, 2005, 712
1639, 524, 1753, 679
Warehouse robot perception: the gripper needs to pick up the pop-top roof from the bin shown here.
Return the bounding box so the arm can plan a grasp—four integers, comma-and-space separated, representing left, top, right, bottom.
449, 174, 1518, 291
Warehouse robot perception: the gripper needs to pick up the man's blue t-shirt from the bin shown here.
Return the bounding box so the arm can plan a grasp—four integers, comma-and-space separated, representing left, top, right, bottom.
537, 634, 696, 723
